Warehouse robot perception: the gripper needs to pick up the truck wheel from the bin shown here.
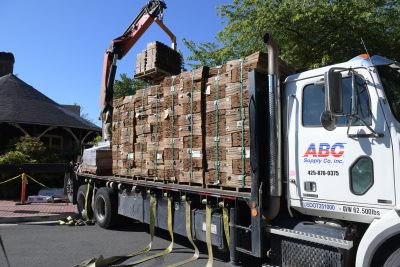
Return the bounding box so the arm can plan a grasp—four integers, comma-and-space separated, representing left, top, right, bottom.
94, 187, 118, 229
77, 184, 93, 219
384, 248, 400, 267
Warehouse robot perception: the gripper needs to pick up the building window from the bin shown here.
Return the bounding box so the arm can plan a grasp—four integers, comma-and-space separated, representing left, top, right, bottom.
302, 76, 372, 127
41, 134, 63, 149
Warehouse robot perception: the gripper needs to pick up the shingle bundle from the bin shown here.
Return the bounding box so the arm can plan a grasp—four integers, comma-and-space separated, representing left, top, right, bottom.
134, 41, 181, 83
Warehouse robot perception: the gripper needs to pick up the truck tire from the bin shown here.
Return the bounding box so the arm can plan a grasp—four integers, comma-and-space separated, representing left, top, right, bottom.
77, 184, 93, 219
94, 187, 118, 229
384, 248, 400, 267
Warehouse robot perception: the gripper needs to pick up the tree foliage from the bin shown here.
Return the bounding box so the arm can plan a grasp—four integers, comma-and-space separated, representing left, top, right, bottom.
183, 0, 400, 69
0, 151, 36, 164
15, 136, 46, 160
0, 137, 45, 164
0, 136, 79, 164
113, 73, 148, 99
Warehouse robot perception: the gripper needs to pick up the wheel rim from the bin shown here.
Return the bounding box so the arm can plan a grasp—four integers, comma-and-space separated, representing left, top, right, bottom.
96, 196, 106, 221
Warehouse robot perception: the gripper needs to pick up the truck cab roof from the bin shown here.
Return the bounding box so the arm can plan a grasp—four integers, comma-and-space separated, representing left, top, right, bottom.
285, 55, 396, 84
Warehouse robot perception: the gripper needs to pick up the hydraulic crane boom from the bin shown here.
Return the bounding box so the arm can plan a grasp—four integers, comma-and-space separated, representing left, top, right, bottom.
100, 0, 176, 140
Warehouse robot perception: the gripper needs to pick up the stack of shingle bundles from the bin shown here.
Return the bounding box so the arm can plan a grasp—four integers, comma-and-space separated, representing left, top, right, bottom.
131, 86, 157, 178
176, 67, 207, 184
144, 85, 164, 180
159, 66, 208, 184
160, 75, 183, 183
112, 96, 135, 176
134, 41, 181, 83
111, 49, 296, 191
146, 41, 181, 74
203, 52, 277, 190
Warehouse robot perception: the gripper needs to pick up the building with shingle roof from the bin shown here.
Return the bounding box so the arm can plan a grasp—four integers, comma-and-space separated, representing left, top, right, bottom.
0, 52, 101, 152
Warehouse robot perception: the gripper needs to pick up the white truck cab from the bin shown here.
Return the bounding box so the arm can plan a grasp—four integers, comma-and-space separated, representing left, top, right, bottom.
285, 55, 400, 266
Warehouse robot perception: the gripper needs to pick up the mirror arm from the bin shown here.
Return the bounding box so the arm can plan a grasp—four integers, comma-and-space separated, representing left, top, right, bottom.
346, 115, 384, 138
351, 71, 358, 116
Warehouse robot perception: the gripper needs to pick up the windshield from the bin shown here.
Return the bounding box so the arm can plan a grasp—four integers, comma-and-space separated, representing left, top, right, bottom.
377, 64, 400, 123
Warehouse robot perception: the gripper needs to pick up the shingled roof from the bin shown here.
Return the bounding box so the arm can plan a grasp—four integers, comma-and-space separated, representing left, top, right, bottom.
0, 74, 100, 131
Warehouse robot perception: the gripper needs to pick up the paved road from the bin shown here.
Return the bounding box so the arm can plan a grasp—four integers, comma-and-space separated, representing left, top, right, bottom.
0, 221, 237, 267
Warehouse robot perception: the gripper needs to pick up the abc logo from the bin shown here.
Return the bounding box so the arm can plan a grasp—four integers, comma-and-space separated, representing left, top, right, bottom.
304, 143, 345, 158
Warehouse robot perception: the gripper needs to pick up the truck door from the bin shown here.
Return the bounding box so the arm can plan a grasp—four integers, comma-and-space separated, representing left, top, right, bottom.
287, 69, 395, 220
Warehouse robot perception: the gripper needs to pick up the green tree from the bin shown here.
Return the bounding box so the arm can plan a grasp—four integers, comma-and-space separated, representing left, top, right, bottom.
113, 73, 148, 99
0, 137, 46, 164
0, 151, 35, 164
15, 136, 46, 161
183, 0, 400, 70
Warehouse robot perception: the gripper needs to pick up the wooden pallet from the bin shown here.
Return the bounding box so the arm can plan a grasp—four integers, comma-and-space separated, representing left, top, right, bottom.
134, 67, 171, 84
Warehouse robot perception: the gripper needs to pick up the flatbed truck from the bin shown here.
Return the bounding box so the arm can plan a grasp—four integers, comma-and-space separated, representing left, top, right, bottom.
71, 1, 400, 266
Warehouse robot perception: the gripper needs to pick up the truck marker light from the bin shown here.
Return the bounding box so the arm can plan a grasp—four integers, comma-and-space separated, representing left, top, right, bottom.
251, 208, 258, 217
358, 54, 369, 59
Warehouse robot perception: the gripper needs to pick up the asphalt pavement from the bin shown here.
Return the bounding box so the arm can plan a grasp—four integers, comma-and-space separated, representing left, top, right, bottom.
0, 221, 234, 267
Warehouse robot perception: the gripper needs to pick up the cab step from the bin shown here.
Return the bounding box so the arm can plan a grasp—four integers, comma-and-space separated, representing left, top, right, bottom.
266, 226, 353, 250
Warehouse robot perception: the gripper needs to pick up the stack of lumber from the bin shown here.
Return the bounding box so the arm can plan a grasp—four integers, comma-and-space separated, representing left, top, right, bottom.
112, 50, 295, 191
134, 41, 181, 83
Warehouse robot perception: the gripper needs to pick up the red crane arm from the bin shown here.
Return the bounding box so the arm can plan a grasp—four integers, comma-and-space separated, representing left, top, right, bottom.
99, 0, 176, 111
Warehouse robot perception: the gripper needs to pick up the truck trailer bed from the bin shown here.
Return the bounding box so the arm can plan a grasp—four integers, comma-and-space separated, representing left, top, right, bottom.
78, 172, 251, 200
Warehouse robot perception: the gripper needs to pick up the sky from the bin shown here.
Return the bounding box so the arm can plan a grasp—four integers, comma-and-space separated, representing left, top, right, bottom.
0, 0, 231, 126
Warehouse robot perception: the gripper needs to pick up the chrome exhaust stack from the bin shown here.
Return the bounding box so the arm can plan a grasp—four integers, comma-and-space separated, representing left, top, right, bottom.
263, 33, 281, 221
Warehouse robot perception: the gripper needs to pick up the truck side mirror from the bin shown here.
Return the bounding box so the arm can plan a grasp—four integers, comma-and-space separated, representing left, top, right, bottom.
321, 70, 343, 131
324, 71, 343, 114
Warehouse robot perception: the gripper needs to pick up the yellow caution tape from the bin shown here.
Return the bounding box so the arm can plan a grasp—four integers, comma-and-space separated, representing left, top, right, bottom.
167, 200, 199, 267
0, 174, 22, 185
205, 204, 214, 267
0, 173, 49, 188
25, 174, 48, 188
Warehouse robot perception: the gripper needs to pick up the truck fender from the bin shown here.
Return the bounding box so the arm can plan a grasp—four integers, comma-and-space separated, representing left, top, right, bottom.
356, 209, 400, 267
